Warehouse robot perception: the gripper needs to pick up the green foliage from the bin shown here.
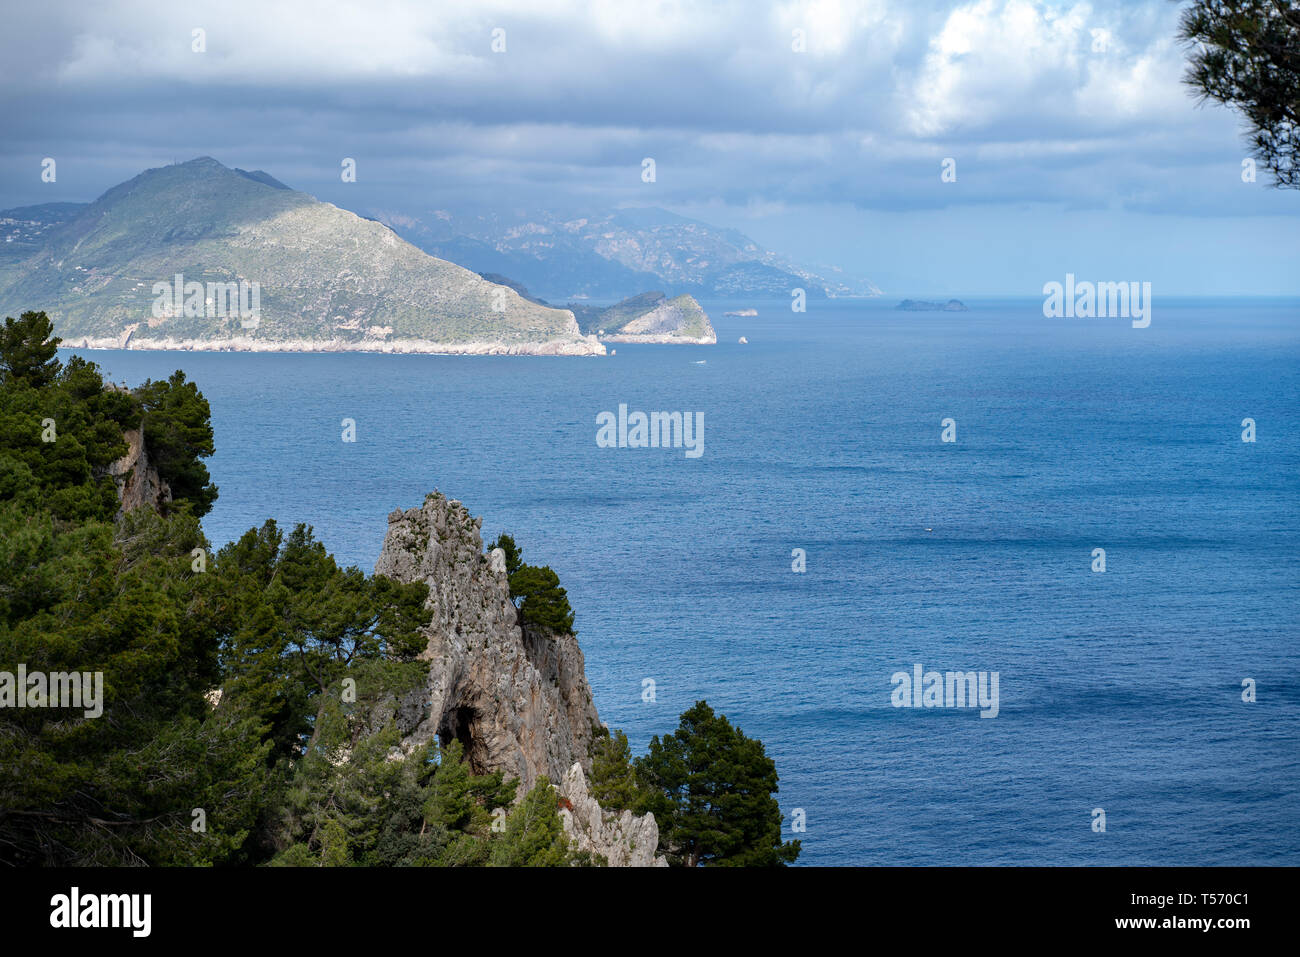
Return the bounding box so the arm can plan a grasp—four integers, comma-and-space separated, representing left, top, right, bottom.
588, 726, 643, 812
0, 321, 256, 864
1179, 0, 1300, 189
634, 700, 800, 867
265, 661, 521, 868
0, 349, 134, 523
489, 532, 522, 577
211, 521, 431, 762
0, 310, 61, 388
488, 776, 572, 867
510, 565, 576, 633
0, 500, 268, 864
490, 532, 576, 634
0, 317, 430, 865
0, 313, 218, 522
135, 371, 218, 516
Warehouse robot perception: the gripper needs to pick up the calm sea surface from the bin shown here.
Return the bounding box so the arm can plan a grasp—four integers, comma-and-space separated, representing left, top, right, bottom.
65, 297, 1300, 866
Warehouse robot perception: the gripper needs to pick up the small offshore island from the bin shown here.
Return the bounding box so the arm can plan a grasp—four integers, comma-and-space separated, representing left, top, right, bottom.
896, 298, 969, 312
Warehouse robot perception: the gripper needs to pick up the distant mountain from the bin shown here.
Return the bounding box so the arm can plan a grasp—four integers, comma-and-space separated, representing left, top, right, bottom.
231, 167, 291, 190
374, 206, 880, 302
0, 202, 86, 264
0, 158, 602, 355
570, 292, 716, 344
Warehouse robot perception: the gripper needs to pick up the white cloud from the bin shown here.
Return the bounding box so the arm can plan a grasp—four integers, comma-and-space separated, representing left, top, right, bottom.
906, 0, 1192, 137
0, 0, 1270, 219
54, 0, 466, 83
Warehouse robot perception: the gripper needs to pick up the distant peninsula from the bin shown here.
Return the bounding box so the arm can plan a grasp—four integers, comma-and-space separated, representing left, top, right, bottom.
479, 279, 717, 346
569, 292, 717, 344
0, 158, 605, 356
896, 299, 969, 312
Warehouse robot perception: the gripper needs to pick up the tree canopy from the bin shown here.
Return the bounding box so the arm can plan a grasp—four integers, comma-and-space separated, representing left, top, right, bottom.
1, 313, 795, 867
489, 532, 576, 634
633, 701, 800, 867
0, 311, 61, 388
1179, 0, 1300, 188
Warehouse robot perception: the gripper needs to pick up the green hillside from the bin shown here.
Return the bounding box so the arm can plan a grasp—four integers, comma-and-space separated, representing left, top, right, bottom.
0, 158, 598, 353
572, 291, 715, 342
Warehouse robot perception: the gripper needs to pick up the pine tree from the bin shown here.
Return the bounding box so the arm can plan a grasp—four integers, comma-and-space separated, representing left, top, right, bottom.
135, 371, 219, 515
1179, 0, 1300, 188
589, 727, 641, 812
489, 533, 576, 633
634, 701, 800, 867
489, 777, 573, 867
0, 311, 61, 388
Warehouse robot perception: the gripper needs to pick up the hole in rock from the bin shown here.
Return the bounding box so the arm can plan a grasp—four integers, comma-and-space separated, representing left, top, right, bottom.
437, 705, 488, 774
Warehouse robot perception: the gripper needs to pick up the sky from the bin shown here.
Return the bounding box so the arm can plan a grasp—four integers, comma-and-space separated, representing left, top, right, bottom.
1, 0, 1296, 295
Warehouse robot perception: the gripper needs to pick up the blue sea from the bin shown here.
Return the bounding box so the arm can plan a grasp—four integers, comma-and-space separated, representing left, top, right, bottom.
65, 297, 1300, 866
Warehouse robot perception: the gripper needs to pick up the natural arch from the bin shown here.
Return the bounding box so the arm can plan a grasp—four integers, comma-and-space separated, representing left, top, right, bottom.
437, 704, 489, 774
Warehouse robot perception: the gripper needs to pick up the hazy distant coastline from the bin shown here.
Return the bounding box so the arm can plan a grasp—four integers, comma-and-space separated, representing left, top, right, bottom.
62, 334, 607, 357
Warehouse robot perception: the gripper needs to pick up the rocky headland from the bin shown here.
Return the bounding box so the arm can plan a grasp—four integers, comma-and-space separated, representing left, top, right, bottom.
0, 158, 604, 357
571, 291, 716, 344
373, 491, 664, 865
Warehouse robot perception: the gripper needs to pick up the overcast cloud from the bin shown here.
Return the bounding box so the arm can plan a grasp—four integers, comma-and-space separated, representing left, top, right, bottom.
1, 0, 1296, 294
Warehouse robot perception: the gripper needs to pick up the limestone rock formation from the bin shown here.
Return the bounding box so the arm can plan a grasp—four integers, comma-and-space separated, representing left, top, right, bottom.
105, 427, 171, 514
558, 761, 666, 867
374, 491, 602, 791
571, 291, 716, 344
599, 293, 716, 343
374, 492, 668, 865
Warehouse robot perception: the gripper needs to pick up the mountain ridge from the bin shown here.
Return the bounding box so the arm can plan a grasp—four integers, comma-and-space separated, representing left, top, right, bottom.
0, 158, 605, 356
374, 205, 880, 301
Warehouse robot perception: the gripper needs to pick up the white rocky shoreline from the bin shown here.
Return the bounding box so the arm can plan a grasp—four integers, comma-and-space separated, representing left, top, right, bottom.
599, 332, 717, 345
62, 333, 608, 357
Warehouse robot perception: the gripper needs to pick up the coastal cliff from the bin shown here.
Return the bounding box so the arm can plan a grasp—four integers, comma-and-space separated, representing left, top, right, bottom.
62, 333, 605, 357
572, 291, 717, 344
373, 491, 664, 865
104, 426, 171, 514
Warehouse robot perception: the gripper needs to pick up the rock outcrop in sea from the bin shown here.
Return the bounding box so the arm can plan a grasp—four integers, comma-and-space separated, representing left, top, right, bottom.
374, 491, 664, 865
895, 298, 968, 312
